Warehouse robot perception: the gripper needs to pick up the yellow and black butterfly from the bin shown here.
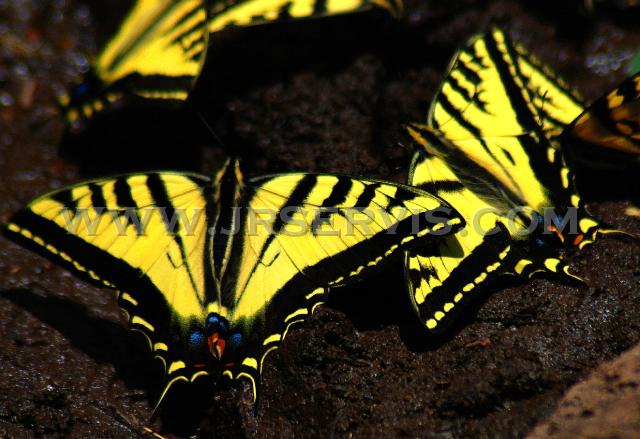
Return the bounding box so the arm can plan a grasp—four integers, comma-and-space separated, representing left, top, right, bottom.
403, 28, 616, 332
62, 0, 404, 130
4, 158, 462, 410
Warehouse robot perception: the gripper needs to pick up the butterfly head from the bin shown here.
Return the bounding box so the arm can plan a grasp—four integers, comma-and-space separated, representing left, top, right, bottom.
543, 208, 600, 252
526, 211, 566, 253
214, 158, 243, 186
524, 208, 599, 257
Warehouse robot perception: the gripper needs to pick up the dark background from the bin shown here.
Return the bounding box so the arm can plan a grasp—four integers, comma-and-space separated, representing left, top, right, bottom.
1, 0, 640, 437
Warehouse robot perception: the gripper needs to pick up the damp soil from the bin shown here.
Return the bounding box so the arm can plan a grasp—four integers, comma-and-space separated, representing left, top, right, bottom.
1, 1, 640, 438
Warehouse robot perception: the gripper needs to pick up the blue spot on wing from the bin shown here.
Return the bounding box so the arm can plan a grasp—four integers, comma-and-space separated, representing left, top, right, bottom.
189, 330, 205, 348
228, 332, 242, 349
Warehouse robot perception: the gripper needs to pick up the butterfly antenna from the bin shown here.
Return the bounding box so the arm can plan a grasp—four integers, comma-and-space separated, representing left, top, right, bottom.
143, 427, 166, 439
196, 111, 226, 151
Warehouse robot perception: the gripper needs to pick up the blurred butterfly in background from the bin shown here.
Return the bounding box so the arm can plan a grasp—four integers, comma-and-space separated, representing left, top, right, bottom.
61, 0, 404, 131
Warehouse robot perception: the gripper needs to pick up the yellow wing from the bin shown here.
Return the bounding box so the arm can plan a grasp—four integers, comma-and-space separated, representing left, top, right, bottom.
208, 0, 403, 31
475, 29, 639, 158
424, 27, 602, 249
404, 28, 629, 331
5, 172, 214, 396
5, 161, 463, 407
508, 29, 585, 135
62, 0, 209, 129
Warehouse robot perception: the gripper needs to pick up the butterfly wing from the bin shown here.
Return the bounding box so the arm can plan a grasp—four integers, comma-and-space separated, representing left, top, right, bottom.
507, 29, 585, 136
5, 172, 216, 396
220, 173, 463, 398
566, 72, 640, 157
405, 146, 512, 332
480, 30, 640, 159
5, 165, 462, 406
207, 0, 404, 32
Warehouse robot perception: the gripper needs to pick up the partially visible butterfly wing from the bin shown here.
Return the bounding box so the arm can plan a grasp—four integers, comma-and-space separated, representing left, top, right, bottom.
4, 172, 215, 395
426, 27, 603, 249
567, 72, 640, 156
207, 0, 404, 32
220, 173, 463, 398
404, 126, 576, 331
508, 29, 585, 136
478, 30, 639, 158
62, 0, 209, 129
428, 29, 558, 205
405, 147, 512, 332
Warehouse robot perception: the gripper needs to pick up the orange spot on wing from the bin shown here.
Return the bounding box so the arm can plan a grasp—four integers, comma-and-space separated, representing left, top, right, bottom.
573, 234, 584, 247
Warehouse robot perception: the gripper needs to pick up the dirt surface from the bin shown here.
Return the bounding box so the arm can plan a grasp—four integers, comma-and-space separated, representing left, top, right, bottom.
1, 1, 640, 438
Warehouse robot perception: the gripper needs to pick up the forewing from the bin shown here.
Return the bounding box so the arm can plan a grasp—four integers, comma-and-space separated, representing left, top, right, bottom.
509, 29, 585, 135
426, 28, 603, 247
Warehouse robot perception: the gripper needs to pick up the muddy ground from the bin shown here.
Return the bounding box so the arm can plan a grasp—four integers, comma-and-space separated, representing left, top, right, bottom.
1, 0, 640, 438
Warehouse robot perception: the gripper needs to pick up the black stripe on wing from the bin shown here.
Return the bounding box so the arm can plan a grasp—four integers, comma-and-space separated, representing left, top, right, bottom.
311, 176, 353, 234
482, 33, 539, 132
146, 173, 203, 303
50, 189, 78, 213
408, 223, 512, 332
5, 210, 176, 357
252, 174, 318, 270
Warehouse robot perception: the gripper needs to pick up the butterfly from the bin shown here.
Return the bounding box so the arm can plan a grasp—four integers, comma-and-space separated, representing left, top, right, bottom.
4, 158, 462, 411
61, 0, 404, 131
403, 28, 619, 332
